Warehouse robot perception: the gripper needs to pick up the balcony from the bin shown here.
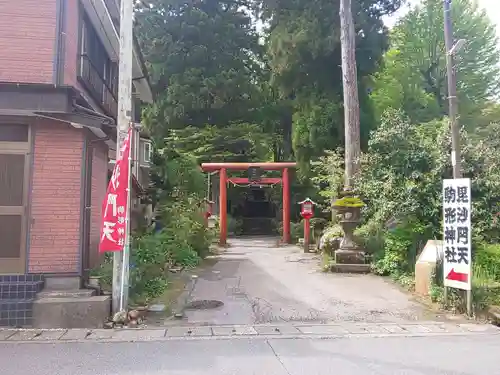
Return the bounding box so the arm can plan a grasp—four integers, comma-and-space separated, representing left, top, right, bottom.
78, 54, 118, 118
80, 0, 152, 104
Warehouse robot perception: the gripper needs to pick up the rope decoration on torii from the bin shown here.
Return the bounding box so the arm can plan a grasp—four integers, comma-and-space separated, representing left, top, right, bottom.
227, 178, 282, 189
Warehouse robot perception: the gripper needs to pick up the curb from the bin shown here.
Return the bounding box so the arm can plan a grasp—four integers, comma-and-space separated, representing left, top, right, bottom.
1, 321, 498, 344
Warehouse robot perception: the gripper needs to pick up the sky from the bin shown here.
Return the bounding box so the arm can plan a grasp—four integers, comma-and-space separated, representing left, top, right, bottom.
383, 0, 500, 40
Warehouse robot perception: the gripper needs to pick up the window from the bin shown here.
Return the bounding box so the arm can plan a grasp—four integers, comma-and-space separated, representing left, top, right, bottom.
78, 13, 118, 116
143, 141, 152, 163
0, 125, 29, 142
80, 16, 107, 78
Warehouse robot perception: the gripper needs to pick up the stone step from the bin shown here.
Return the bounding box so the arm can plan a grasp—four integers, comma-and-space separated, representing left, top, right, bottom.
33, 295, 111, 329
37, 289, 96, 299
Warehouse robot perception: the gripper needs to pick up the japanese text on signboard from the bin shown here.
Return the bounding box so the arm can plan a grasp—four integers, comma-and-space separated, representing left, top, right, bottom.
99, 129, 132, 252
442, 178, 472, 290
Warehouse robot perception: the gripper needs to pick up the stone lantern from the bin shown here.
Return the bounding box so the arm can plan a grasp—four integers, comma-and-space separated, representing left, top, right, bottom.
332, 192, 369, 271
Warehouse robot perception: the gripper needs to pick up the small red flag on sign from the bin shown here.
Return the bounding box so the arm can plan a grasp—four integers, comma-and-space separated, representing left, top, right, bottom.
99, 129, 132, 253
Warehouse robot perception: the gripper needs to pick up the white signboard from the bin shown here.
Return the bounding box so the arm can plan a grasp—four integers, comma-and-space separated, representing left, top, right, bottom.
442, 178, 472, 291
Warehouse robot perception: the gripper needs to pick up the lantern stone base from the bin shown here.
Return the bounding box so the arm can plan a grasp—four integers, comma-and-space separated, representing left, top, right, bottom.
335, 248, 366, 264
329, 262, 371, 274
333, 247, 370, 273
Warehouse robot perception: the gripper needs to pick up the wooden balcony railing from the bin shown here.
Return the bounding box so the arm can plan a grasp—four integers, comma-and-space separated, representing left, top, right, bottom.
78, 54, 118, 118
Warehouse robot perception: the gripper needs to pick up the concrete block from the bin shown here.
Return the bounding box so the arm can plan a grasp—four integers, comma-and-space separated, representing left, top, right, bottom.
297, 325, 348, 335
165, 326, 213, 337
343, 324, 389, 334
437, 323, 468, 333
253, 325, 301, 335
112, 329, 166, 341
459, 323, 499, 333
212, 326, 258, 336
33, 295, 111, 329
86, 329, 115, 340
7, 330, 40, 341
415, 240, 443, 296
378, 324, 408, 333
44, 276, 81, 290
32, 330, 66, 340
487, 305, 500, 325
59, 329, 90, 340
38, 290, 95, 298
0, 330, 17, 340
399, 324, 433, 333
415, 262, 434, 296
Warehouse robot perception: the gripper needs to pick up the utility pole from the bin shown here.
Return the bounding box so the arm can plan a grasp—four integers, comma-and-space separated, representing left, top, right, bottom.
443, 0, 471, 317
444, 0, 462, 179
339, 0, 361, 190
112, 0, 134, 315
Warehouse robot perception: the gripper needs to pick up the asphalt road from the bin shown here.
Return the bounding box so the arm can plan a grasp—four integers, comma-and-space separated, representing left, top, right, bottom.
2, 334, 499, 375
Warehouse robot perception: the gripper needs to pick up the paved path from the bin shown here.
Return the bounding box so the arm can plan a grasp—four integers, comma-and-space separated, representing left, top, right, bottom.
2, 332, 500, 374
171, 237, 452, 326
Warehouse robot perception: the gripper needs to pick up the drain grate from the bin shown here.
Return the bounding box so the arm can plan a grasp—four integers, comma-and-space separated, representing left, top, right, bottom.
184, 300, 224, 310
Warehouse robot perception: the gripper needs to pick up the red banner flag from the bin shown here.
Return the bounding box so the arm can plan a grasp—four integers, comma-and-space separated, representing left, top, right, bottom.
99, 129, 132, 252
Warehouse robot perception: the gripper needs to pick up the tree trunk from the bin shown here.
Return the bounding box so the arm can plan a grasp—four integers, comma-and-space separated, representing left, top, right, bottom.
339, 0, 361, 190
281, 108, 293, 160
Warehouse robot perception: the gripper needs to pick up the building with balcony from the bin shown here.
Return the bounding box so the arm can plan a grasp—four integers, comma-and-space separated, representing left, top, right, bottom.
0, 0, 153, 327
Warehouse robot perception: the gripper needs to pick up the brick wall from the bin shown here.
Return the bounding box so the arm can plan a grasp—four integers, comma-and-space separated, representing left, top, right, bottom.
89, 141, 108, 269
0, 0, 56, 84
29, 119, 83, 274
64, 0, 80, 88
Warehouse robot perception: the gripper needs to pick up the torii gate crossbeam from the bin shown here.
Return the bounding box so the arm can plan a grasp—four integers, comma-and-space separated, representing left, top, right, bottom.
201, 162, 297, 245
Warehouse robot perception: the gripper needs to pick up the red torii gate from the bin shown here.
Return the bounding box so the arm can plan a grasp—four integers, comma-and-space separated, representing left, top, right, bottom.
201, 162, 297, 245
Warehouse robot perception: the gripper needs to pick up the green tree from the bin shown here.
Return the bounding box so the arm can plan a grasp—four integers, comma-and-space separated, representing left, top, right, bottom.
369, 49, 441, 124
165, 123, 273, 163
259, 0, 402, 174
374, 0, 500, 128
135, 0, 264, 137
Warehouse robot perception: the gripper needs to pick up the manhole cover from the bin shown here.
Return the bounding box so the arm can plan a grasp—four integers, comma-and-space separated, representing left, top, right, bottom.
184, 300, 224, 310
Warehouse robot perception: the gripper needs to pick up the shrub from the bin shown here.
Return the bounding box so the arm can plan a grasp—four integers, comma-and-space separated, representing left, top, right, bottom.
474, 243, 500, 281
117, 194, 211, 303
353, 110, 500, 242
371, 218, 429, 277
227, 214, 244, 235
315, 110, 500, 293
349, 110, 500, 280
428, 244, 500, 313
290, 221, 304, 243
318, 224, 343, 254
129, 228, 201, 303
354, 110, 448, 240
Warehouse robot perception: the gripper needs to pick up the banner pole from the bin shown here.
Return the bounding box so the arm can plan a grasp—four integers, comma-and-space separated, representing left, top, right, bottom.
119, 127, 133, 312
